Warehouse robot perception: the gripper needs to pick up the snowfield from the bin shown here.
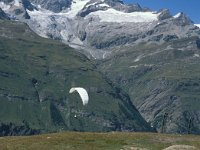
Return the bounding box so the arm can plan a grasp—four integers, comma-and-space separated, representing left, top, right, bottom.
25, 0, 159, 45
27, 0, 158, 23
86, 8, 159, 23
1, 0, 159, 23
64, 0, 90, 18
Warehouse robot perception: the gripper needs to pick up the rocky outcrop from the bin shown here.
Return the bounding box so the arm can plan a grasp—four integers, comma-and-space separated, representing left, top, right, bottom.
173, 12, 193, 26
0, 123, 40, 136
105, 0, 142, 12
29, 0, 72, 12
158, 9, 172, 21
22, 0, 35, 11
0, 0, 35, 19
0, 8, 9, 19
77, 3, 108, 17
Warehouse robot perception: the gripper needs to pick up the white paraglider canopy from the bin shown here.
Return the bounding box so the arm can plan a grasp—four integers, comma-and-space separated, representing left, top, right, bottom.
69, 87, 89, 105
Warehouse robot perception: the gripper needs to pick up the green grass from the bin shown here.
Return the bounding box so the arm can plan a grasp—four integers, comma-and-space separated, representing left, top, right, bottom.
0, 132, 200, 150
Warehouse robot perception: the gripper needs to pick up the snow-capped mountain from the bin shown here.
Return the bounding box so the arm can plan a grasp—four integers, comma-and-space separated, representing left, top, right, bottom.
0, 0, 200, 58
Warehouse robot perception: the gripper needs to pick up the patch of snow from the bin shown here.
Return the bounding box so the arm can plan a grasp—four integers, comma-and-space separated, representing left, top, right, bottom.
173, 12, 181, 18
85, 2, 98, 8
62, 0, 90, 18
98, 3, 109, 7
86, 8, 158, 23
166, 45, 173, 50
129, 64, 153, 68
194, 24, 200, 28
14, 0, 20, 7
134, 55, 143, 62
129, 65, 139, 68
0, 2, 11, 11
27, 7, 54, 16
70, 37, 84, 46
144, 64, 153, 67
152, 11, 158, 14
38, 5, 42, 9
102, 51, 111, 59
193, 54, 200, 58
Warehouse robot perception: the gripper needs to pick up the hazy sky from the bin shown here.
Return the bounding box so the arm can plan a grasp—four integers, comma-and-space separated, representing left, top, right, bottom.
124, 0, 200, 23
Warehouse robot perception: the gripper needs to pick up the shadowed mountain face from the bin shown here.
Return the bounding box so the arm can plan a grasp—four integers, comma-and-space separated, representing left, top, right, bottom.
0, 20, 154, 134
1, 0, 200, 134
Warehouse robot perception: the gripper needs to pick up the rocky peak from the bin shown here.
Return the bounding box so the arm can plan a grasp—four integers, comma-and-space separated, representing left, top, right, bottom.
29, 0, 72, 12
104, 0, 143, 12
173, 12, 193, 26
158, 9, 172, 21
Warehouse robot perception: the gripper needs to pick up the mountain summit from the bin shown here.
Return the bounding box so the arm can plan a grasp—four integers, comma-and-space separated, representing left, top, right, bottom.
1, 0, 199, 59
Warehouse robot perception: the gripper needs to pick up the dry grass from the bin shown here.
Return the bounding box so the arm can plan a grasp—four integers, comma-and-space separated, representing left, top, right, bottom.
0, 132, 200, 150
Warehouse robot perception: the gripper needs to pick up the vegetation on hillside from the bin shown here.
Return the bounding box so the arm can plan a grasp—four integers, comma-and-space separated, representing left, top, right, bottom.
0, 20, 153, 134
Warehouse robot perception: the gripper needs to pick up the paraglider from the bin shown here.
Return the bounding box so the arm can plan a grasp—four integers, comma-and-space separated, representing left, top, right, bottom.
69, 87, 89, 105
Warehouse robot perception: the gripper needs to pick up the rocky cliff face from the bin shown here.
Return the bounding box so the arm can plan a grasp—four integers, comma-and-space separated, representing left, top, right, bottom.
0, 123, 40, 136
98, 37, 200, 134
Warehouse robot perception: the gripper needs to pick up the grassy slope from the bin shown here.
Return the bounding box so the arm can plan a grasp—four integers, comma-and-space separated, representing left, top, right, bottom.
0, 132, 200, 150
0, 20, 153, 133
98, 38, 200, 134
